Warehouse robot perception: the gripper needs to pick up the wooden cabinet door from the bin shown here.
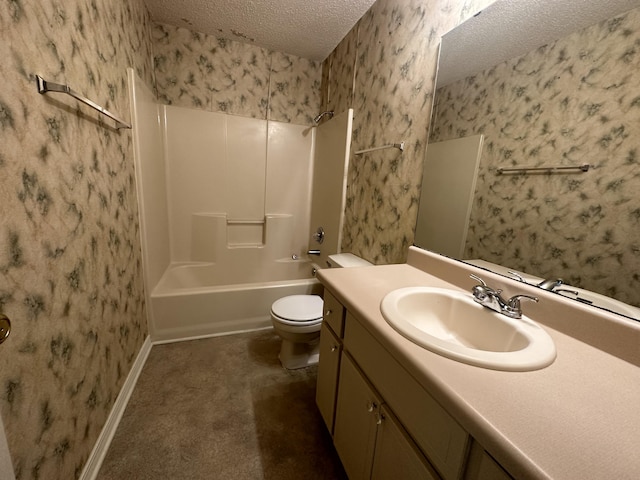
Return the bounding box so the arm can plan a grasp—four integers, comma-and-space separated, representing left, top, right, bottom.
316, 323, 342, 434
464, 441, 513, 480
345, 314, 468, 480
323, 290, 345, 337
333, 354, 380, 480
372, 405, 439, 480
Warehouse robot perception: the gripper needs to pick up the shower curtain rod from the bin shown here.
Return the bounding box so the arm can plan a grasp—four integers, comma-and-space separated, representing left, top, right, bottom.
36, 75, 132, 130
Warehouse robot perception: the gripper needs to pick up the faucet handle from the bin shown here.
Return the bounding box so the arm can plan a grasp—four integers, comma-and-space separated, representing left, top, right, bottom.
507, 294, 539, 309
555, 288, 579, 297
537, 278, 564, 290
502, 294, 538, 319
470, 274, 502, 295
507, 271, 525, 282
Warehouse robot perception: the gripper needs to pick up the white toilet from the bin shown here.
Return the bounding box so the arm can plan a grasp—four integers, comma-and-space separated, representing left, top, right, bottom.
270, 253, 372, 369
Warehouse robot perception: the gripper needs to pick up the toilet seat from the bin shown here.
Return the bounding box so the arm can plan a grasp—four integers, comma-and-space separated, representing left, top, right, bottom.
271, 295, 323, 325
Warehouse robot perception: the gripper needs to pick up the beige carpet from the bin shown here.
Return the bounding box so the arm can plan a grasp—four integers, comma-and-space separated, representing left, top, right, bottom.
97, 329, 346, 479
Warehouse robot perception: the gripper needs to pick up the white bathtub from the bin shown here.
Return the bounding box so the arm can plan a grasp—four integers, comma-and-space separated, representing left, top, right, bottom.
150, 258, 322, 342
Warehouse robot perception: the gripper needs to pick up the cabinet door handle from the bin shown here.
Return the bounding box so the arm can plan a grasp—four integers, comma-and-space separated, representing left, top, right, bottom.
376, 412, 385, 425
367, 401, 378, 413
331, 345, 338, 352
325, 309, 332, 316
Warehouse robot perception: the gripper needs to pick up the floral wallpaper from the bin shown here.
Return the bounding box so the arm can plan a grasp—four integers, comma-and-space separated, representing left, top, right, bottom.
430, 6, 640, 307
324, 0, 495, 264
0, 0, 152, 478
322, 26, 359, 118
10, 0, 633, 478
152, 23, 322, 126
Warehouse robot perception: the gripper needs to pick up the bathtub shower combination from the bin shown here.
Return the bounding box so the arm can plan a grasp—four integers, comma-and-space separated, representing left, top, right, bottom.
129, 70, 351, 342
150, 212, 321, 341
152, 257, 321, 342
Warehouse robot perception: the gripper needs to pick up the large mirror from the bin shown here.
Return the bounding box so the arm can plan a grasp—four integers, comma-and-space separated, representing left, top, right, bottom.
416, 0, 640, 319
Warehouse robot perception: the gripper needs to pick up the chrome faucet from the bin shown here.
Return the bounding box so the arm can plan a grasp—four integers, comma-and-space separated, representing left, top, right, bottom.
537, 278, 564, 290
470, 275, 539, 319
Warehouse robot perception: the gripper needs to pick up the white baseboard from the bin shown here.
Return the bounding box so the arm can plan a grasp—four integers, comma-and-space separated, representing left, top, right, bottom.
150, 317, 273, 344
152, 323, 273, 345
80, 335, 153, 480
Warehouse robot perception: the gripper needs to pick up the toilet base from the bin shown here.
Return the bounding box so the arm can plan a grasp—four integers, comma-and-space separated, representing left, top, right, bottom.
278, 337, 320, 369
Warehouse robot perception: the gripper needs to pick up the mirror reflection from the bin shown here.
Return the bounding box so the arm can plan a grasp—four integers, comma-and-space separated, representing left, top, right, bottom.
417, 0, 640, 318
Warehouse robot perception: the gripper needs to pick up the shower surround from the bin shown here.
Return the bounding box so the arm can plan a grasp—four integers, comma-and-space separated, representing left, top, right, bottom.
130, 71, 321, 341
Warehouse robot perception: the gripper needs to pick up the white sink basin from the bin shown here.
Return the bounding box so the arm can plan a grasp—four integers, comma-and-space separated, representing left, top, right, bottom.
380, 287, 556, 371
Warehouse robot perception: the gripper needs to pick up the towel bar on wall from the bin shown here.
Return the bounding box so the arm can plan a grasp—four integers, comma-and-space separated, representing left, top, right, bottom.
354, 142, 404, 155
496, 164, 590, 175
36, 75, 132, 130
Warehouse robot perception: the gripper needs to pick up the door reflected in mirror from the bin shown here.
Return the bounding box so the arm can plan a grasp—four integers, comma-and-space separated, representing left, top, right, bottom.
415, 135, 483, 258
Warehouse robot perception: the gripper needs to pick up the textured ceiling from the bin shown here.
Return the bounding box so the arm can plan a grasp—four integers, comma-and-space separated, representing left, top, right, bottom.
144, 0, 378, 61
438, 0, 640, 87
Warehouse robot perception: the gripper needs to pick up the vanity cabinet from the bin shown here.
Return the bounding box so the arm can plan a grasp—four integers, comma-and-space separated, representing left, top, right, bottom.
333, 353, 381, 479
323, 290, 345, 336
317, 288, 515, 480
333, 352, 438, 480
316, 323, 342, 433
463, 442, 512, 480
371, 404, 439, 480
345, 313, 468, 480
316, 291, 346, 434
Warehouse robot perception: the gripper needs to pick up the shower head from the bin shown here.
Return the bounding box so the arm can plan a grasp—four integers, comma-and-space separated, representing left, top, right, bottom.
314, 111, 334, 124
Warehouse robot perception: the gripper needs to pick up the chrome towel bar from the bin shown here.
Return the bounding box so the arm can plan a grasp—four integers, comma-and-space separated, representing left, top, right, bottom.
496, 164, 590, 175
36, 75, 131, 130
354, 142, 404, 155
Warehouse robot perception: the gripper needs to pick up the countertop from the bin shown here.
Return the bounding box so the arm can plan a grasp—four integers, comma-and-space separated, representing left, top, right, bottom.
317, 248, 640, 480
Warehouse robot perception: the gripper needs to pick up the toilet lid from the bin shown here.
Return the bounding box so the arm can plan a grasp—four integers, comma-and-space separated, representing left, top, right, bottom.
271, 295, 323, 322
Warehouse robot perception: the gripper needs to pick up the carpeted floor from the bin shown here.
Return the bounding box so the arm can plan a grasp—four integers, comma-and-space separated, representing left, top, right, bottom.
97, 329, 347, 479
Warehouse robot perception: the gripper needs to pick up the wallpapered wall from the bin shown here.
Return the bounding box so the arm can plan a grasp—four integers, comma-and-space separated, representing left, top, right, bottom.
323, 0, 494, 264
0, 2, 336, 479
2, 0, 567, 478
430, 7, 640, 307
0, 0, 153, 479
152, 23, 322, 126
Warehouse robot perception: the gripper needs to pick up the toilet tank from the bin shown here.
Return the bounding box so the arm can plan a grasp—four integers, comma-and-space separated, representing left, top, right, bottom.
326, 253, 373, 268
